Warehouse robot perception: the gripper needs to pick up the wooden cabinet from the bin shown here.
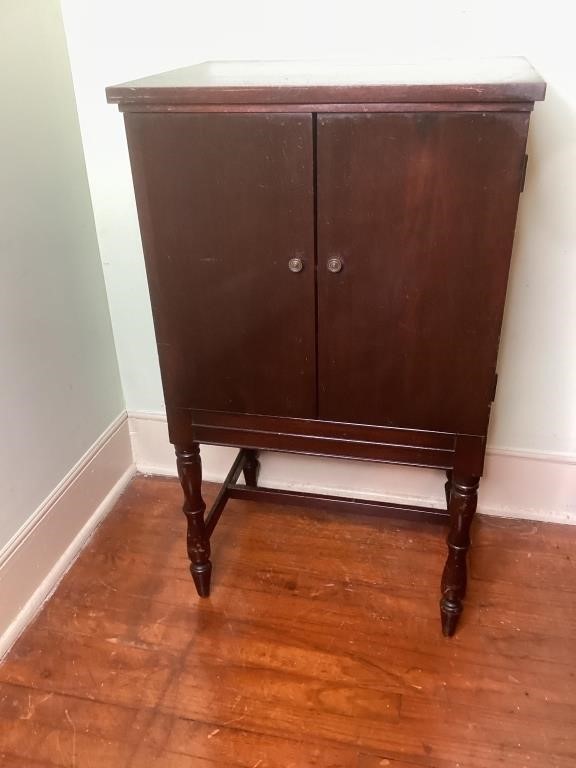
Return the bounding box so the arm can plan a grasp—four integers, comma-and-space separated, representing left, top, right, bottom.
108, 59, 545, 635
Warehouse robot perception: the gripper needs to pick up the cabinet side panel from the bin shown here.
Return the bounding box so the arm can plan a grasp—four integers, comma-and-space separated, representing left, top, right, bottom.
124, 113, 316, 424
317, 112, 530, 435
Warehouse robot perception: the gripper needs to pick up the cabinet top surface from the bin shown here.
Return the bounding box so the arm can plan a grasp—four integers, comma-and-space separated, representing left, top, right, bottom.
107, 58, 545, 106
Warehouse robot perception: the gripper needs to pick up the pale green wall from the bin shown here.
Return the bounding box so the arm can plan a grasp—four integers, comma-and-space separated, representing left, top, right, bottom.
0, 0, 124, 547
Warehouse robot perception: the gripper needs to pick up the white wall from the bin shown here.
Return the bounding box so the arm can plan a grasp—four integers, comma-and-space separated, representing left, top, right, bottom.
0, 0, 125, 548
61, 0, 576, 457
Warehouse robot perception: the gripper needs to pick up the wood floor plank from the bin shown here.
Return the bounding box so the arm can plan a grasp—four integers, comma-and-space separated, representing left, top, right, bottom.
132, 713, 365, 768
471, 579, 576, 639
1, 474, 575, 768
0, 756, 54, 768
0, 681, 147, 740
0, 717, 135, 767
0, 628, 177, 710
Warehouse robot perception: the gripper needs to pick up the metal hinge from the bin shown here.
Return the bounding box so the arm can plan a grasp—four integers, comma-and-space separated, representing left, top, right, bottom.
520, 154, 528, 193
491, 372, 499, 402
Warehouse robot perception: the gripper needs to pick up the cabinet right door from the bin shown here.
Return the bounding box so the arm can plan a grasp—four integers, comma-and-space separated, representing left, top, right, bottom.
316, 112, 529, 435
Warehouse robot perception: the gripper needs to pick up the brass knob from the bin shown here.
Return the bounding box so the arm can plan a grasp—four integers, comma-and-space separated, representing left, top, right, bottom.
327, 256, 343, 273
288, 257, 303, 273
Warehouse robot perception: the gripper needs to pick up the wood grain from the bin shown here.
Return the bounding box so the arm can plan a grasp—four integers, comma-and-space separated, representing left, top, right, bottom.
316, 112, 529, 435
0, 475, 575, 767
106, 58, 546, 106
117, 101, 536, 114
124, 112, 316, 420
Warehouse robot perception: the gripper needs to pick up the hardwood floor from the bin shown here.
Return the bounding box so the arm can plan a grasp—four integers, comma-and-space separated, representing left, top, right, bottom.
1, 474, 575, 767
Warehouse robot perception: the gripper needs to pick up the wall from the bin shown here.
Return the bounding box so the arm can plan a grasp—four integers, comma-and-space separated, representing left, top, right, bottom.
0, 0, 125, 550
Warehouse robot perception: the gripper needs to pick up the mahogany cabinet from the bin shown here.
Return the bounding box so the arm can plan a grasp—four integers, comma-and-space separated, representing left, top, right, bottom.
107, 59, 545, 635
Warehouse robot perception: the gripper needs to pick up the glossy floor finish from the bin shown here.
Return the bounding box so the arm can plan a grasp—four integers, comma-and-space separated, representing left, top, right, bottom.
1, 475, 575, 767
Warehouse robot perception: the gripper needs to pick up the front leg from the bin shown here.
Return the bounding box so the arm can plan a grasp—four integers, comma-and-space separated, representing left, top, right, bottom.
175, 443, 212, 597
440, 473, 479, 636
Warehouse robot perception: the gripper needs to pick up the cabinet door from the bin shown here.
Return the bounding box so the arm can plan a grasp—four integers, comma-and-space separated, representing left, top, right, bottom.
317, 112, 529, 435
125, 113, 315, 418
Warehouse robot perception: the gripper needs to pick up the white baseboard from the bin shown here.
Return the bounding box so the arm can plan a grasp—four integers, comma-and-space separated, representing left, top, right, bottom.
129, 411, 576, 525
0, 413, 135, 659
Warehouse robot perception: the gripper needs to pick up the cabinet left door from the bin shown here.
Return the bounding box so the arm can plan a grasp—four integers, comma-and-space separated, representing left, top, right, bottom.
124, 113, 316, 419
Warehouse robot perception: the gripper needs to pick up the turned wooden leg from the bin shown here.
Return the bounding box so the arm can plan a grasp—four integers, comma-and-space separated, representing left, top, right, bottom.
175, 444, 212, 597
440, 473, 479, 636
242, 449, 260, 487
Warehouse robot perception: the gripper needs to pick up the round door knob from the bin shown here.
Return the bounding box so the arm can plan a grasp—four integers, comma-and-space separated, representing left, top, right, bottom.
327, 256, 343, 273
288, 257, 303, 273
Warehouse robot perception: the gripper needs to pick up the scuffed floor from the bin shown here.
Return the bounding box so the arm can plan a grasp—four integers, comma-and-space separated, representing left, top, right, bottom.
0, 475, 575, 767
